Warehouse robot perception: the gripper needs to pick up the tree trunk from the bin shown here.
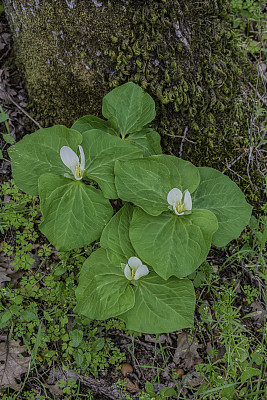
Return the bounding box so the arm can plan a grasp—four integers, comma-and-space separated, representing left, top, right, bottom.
3, 0, 262, 199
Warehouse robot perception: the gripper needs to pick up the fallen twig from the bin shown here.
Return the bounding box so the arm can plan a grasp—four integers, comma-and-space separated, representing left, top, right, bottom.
81, 375, 124, 399
248, 82, 267, 105
179, 126, 189, 158
165, 132, 196, 144
0, 89, 42, 130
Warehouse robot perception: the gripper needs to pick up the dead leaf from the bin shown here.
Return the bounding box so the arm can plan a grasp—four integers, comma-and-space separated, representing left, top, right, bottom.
251, 302, 266, 324
0, 336, 32, 390
0, 252, 17, 287
144, 334, 167, 344
0, 267, 11, 286
173, 333, 202, 370
46, 367, 79, 384
2, 195, 11, 204
43, 381, 64, 397
183, 371, 205, 388
123, 378, 142, 393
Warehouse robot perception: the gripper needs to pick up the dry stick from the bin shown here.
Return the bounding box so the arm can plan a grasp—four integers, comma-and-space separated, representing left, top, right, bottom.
80, 375, 123, 400
256, 130, 267, 150
224, 166, 251, 184
115, 332, 155, 351
0, 90, 43, 129
225, 70, 266, 187
255, 130, 267, 179
222, 153, 244, 174
179, 126, 188, 158
165, 132, 196, 144
248, 82, 267, 106
247, 69, 264, 186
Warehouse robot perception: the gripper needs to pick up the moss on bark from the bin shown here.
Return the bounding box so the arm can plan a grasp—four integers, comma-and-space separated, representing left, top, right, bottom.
3, 0, 264, 203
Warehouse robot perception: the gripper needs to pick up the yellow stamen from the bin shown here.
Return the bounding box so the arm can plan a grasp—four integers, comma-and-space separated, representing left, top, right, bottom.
175, 200, 185, 214
75, 163, 83, 179
131, 270, 136, 280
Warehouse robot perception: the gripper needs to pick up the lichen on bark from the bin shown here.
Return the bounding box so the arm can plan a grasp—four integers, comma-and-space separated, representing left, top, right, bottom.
3, 0, 264, 203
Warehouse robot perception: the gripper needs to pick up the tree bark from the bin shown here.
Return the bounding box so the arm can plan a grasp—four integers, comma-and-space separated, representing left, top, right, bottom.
3, 0, 262, 199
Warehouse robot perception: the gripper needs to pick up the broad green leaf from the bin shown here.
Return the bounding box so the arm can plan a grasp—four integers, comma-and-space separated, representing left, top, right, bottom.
81, 129, 143, 199
130, 207, 218, 279
161, 388, 178, 397
38, 174, 113, 251
115, 155, 200, 216
1, 133, 14, 144
70, 329, 83, 347
8, 125, 82, 196
192, 167, 252, 247
119, 271, 195, 333
75, 248, 135, 319
71, 114, 119, 136
0, 113, 9, 123
126, 128, 162, 156
102, 82, 155, 138
0, 311, 12, 324
240, 367, 260, 384
20, 311, 37, 322
73, 349, 84, 367
145, 382, 154, 395
101, 204, 136, 265
92, 337, 105, 352
260, 223, 267, 253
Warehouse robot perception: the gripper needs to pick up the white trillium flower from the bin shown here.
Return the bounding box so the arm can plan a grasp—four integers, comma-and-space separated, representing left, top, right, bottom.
60, 145, 85, 180
124, 257, 149, 281
167, 188, 192, 216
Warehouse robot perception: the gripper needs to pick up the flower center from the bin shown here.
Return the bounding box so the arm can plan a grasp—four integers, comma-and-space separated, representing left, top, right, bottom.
131, 269, 136, 280
75, 163, 83, 179
175, 200, 185, 214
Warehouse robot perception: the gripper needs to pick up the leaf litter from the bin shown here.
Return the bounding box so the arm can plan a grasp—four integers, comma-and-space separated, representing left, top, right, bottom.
0, 335, 31, 391
0, 251, 17, 287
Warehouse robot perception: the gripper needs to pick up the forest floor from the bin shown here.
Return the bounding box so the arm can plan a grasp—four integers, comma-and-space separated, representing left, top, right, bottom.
0, 3, 267, 400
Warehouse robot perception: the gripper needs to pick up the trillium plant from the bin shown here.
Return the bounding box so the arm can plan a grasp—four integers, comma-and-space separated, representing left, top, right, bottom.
8, 82, 252, 334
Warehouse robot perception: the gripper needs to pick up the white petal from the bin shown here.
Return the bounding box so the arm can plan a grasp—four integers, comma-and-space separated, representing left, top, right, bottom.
79, 145, 85, 171
128, 256, 142, 270
167, 188, 182, 206
173, 205, 184, 216
124, 264, 132, 280
60, 146, 79, 175
183, 190, 192, 211
134, 264, 149, 280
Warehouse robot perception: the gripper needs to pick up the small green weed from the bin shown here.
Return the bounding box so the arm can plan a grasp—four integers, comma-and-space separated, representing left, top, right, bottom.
192, 272, 266, 399
0, 390, 47, 400
0, 179, 39, 241
230, 0, 266, 57
0, 181, 126, 397
58, 377, 79, 398
0, 107, 15, 147
243, 284, 259, 304
112, 379, 178, 400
